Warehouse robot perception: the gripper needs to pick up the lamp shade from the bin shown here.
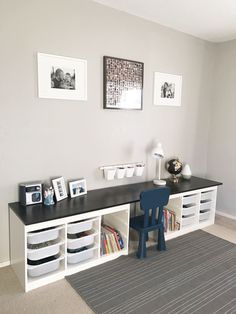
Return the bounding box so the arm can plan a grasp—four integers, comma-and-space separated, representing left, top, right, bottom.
151, 142, 164, 159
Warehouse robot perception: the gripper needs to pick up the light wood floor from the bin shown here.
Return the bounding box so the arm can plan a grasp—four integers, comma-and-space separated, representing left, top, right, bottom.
0, 215, 235, 314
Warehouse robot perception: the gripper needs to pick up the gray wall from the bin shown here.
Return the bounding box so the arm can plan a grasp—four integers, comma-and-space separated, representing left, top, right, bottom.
207, 40, 236, 218
0, 0, 214, 263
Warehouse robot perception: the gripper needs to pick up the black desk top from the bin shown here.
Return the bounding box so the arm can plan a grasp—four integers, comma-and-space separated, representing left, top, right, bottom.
9, 176, 222, 226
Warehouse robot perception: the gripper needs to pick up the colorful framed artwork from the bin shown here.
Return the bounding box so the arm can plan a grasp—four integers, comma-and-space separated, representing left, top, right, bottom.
103, 56, 144, 110
37, 53, 87, 101
154, 72, 182, 106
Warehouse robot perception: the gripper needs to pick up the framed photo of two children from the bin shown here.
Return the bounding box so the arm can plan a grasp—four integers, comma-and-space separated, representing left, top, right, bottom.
37, 53, 87, 101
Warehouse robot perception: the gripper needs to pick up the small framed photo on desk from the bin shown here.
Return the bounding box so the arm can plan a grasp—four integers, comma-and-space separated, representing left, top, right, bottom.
69, 179, 87, 198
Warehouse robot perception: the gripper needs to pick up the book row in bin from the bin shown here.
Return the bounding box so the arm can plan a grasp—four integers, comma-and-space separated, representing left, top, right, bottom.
163, 208, 180, 232
101, 224, 124, 255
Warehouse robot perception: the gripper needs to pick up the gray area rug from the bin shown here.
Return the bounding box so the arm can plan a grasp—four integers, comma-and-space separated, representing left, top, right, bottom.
66, 230, 236, 314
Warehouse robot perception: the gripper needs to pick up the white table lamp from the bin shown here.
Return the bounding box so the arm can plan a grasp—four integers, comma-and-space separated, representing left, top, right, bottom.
151, 142, 166, 186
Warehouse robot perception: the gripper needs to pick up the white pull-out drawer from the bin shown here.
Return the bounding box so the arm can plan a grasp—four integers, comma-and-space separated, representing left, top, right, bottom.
67, 232, 97, 250
27, 241, 63, 261
67, 246, 96, 264
67, 218, 97, 235
182, 215, 195, 227
200, 202, 212, 212
27, 226, 62, 245
182, 205, 196, 216
183, 194, 198, 206
199, 211, 211, 221
27, 255, 64, 277
201, 191, 214, 202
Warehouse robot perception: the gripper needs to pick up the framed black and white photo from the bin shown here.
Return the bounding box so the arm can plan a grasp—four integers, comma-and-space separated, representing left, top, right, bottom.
103, 56, 144, 110
154, 72, 182, 106
52, 177, 68, 202
69, 179, 87, 198
38, 53, 87, 101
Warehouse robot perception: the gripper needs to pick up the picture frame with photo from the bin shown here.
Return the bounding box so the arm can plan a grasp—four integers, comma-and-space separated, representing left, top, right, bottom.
52, 177, 68, 202
69, 179, 87, 198
37, 53, 87, 101
154, 72, 182, 107
103, 56, 144, 110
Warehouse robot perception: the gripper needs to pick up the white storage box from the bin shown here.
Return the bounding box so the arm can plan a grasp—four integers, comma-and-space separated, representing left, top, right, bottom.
27, 256, 63, 277
199, 211, 211, 221
27, 226, 62, 245
67, 232, 96, 250
200, 202, 212, 212
182, 205, 196, 216
182, 215, 195, 227
67, 219, 96, 235
67, 247, 95, 264
201, 191, 214, 202
183, 194, 198, 206
27, 241, 63, 261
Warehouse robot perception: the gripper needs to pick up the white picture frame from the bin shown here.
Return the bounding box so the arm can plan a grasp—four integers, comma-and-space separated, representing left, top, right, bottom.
69, 179, 87, 198
37, 53, 87, 101
52, 177, 68, 202
154, 72, 182, 106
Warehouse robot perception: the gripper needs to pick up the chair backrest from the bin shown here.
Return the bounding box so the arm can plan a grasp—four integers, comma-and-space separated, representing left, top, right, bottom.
140, 187, 170, 228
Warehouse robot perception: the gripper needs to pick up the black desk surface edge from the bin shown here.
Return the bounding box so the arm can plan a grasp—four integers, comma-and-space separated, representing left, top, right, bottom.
9, 176, 222, 226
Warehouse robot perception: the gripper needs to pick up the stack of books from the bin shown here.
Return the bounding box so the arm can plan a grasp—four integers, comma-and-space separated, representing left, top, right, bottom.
101, 224, 124, 255
163, 208, 180, 232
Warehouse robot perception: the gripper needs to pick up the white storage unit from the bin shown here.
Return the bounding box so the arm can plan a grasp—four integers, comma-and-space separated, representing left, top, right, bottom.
9, 181, 219, 292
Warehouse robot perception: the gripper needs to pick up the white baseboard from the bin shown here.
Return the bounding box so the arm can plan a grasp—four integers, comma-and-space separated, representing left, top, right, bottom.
216, 210, 236, 221
0, 260, 10, 268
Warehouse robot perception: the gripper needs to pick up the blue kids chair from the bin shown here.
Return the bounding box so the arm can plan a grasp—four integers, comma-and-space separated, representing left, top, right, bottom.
130, 187, 170, 258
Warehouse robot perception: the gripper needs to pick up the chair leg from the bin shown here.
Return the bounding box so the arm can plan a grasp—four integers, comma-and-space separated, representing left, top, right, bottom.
157, 227, 166, 251
137, 232, 147, 258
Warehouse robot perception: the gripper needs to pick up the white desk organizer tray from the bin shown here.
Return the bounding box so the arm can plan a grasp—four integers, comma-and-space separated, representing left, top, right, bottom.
100, 162, 145, 180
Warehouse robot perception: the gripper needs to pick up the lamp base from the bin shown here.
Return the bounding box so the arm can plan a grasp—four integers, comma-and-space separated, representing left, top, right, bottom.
153, 179, 166, 186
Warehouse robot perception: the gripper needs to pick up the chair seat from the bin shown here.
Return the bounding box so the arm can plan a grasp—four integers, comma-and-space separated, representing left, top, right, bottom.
130, 215, 163, 232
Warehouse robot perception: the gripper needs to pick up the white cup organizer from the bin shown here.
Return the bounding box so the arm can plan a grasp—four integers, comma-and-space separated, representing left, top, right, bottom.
100, 162, 145, 181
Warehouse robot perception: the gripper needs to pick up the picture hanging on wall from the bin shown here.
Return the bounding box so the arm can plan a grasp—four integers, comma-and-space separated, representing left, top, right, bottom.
153, 72, 182, 106
103, 56, 144, 110
37, 53, 87, 101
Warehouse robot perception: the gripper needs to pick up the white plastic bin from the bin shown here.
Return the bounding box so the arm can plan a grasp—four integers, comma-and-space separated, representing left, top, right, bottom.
67, 233, 96, 250
126, 166, 135, 178
200, 202, 212, 212
27, 241, 63, 261
67, 219, 95, 235
104, 168, 116, 180
183, 194, 198, 206
182, 205, 196, 216
27, 256, 63, 277
27, 226, 62, 245
116, 167, 126, 179
182, 215, 195, 227
199, 211, 211, 221
67, 247, 95, 264
201, 191, 214, 202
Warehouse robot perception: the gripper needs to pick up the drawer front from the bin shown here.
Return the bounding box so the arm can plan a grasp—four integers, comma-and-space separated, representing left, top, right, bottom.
183, 194, 198, 206
27, 227, 60, 245
27, 256, 62, 277
200, 202, 212, 212
199, 211, 211, 221
182, 215, 195, 227
201, 191, 214, 202
67, 247, 95, 264
67, 219, 94, 235
67, 233, 96, 250
182, 206, 196, 216
27, 242, 61, 261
